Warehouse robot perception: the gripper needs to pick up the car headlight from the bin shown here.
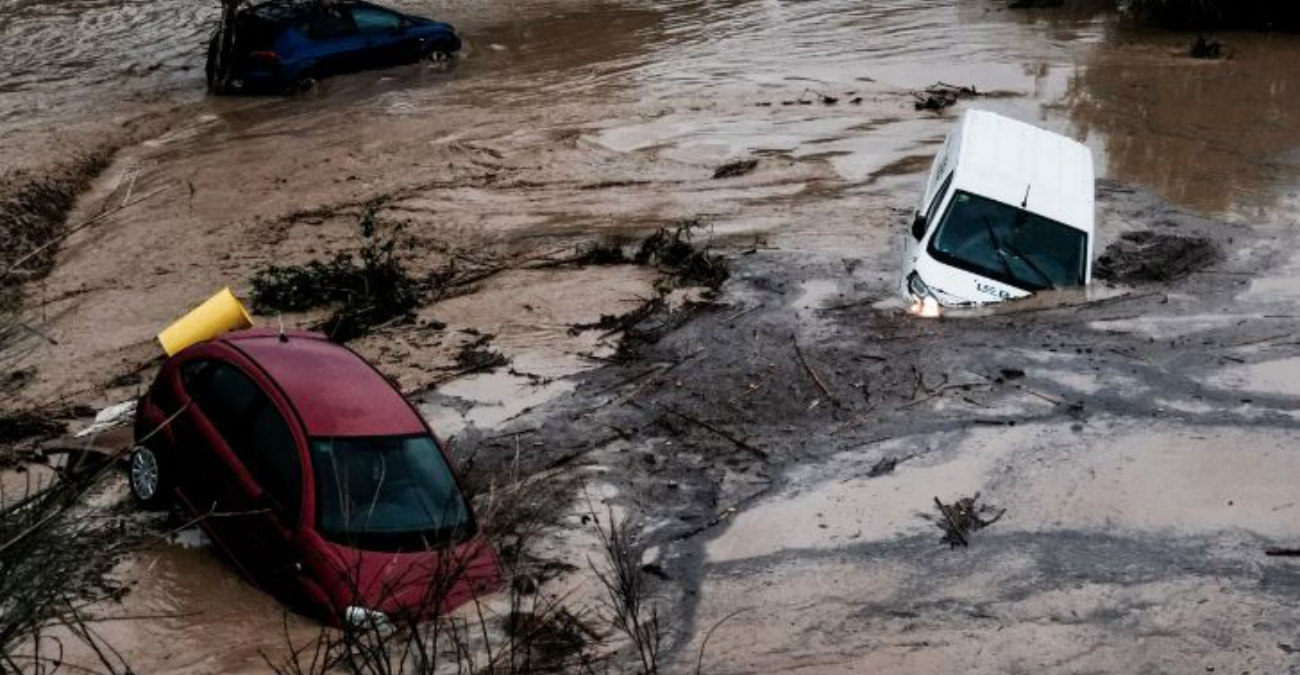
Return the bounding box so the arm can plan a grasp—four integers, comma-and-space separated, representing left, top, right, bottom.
345, 606, 394, 635
906, 273, 943, 319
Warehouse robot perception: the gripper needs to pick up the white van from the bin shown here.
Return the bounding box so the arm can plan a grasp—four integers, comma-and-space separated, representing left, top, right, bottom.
901, 109, 1094, 316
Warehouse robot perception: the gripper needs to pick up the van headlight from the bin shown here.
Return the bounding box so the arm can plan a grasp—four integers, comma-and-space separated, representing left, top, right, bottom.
345, 606, 394, 635
907, 273, 943, 319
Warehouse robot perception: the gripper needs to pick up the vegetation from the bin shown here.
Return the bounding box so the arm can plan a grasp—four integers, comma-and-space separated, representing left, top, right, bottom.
251, 210, 422, 342
0, 151, 112, 290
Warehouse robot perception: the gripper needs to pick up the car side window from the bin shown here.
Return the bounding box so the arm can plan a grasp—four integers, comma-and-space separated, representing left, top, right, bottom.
248, 399, 303, 522
305, 7, 356, 39
191, 363, 302, 521
179, 360, 213, 395
350, 6, 402, 33
195, 363, 259, 437
925, 172, 955, 228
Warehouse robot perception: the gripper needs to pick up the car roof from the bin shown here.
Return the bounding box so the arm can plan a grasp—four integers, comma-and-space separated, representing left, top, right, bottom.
244, 0, 394, 21
951, 109, 1095, 234
221, 330, 428, 438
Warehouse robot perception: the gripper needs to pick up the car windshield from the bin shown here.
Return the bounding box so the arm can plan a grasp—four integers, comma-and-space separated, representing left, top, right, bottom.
310, 435, 472, 551
927, 191, 1087, 292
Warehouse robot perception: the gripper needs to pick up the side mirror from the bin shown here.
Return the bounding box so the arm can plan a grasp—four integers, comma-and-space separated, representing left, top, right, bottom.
911, 214, 927, 241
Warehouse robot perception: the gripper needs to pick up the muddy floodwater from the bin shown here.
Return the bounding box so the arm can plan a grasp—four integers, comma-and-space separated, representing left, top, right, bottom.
5, 0, 1300, 672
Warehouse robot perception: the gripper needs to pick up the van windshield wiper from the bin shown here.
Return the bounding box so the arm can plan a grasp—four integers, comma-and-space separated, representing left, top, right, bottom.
1000, 239, 1056, 290
981, 216, 1016, 281
982, 216, 1052, 291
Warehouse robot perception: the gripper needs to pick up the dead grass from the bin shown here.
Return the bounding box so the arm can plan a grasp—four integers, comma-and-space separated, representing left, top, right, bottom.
0, 150, 113, 289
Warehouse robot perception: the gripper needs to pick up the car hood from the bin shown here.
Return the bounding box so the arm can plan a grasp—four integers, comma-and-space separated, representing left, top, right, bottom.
308, 534, 501, 622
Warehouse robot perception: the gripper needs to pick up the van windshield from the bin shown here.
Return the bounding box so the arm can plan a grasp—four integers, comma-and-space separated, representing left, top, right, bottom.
310, 435, 473, 551
927, 191, 1087, 291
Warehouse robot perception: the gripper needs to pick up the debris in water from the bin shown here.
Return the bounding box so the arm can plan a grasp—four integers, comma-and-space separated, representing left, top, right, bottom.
1094, 231, 1218, 283
569, 296, 663, 336
867, 454, 914, 477
572, 240, 633, 265
933, 493, 1004, 548
913, 82, 980, 111
455, 334, 509, 372
1009, 0, 1064, 8
635, 220, 730, 290
1264, 548, 1300, 557
250, 209, 421, 342
1190, 35, 1223, 59
75, 401, 137, 438
713, 159, 759, 180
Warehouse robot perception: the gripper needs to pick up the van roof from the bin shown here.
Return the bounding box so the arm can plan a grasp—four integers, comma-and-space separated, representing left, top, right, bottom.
951, 110, 1094, 233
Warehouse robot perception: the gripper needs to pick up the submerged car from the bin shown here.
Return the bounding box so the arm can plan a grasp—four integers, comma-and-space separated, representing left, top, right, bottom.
206, 0, 462, 94
130, 329, 499, 625
902, 109, 1095, 316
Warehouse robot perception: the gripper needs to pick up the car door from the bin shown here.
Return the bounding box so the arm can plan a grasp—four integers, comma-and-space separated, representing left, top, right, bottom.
299, 5, 365, 76
348, 4, 413, 66
180, 359, 304, 584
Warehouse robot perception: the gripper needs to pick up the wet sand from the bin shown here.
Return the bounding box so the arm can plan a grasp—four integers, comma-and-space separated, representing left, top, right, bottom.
4, 0, 1300, 671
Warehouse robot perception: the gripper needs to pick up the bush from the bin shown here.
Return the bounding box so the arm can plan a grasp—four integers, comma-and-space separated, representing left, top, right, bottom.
251, 210, 421, 342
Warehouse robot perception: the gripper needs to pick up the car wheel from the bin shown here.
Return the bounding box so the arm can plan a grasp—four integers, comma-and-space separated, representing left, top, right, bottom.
291, 75, 319, 96
128, 444, 170, 510
423, 49, 450, 62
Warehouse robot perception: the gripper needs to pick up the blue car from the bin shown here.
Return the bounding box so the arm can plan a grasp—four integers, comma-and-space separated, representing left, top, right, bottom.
206, 0, 461, 94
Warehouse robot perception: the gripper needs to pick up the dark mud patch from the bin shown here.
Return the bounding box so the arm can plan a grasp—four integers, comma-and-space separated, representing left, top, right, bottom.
0, 411, 65, 448
1094, 230, 1219, 283
713, 159, 759, 180
867, 154, 935, 183
0, 149, 113, 289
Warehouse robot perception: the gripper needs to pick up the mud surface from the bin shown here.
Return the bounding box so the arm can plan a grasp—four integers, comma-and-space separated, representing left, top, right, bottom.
4, 0, 1300, 672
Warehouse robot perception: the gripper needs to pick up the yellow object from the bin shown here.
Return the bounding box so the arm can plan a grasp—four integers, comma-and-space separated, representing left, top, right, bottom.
157, 287, 254, 356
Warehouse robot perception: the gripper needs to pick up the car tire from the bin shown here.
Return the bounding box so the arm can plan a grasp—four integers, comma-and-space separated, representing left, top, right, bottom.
423, 37, 459, 62
290, 74, 319, 96
128, 443, 171, 510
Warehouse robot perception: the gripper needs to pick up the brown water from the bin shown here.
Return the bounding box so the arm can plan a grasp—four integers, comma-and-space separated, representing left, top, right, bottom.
6, 0, 1300, 671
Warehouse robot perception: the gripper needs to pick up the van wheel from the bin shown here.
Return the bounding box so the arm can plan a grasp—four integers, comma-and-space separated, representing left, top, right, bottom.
128, 444, 171, 510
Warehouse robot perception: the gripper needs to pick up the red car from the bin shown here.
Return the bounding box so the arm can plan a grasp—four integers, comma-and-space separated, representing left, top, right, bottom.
130, 328, 499, 626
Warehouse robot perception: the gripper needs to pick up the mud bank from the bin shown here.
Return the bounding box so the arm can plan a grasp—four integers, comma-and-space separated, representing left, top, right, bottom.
464, 182, 1300, 674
